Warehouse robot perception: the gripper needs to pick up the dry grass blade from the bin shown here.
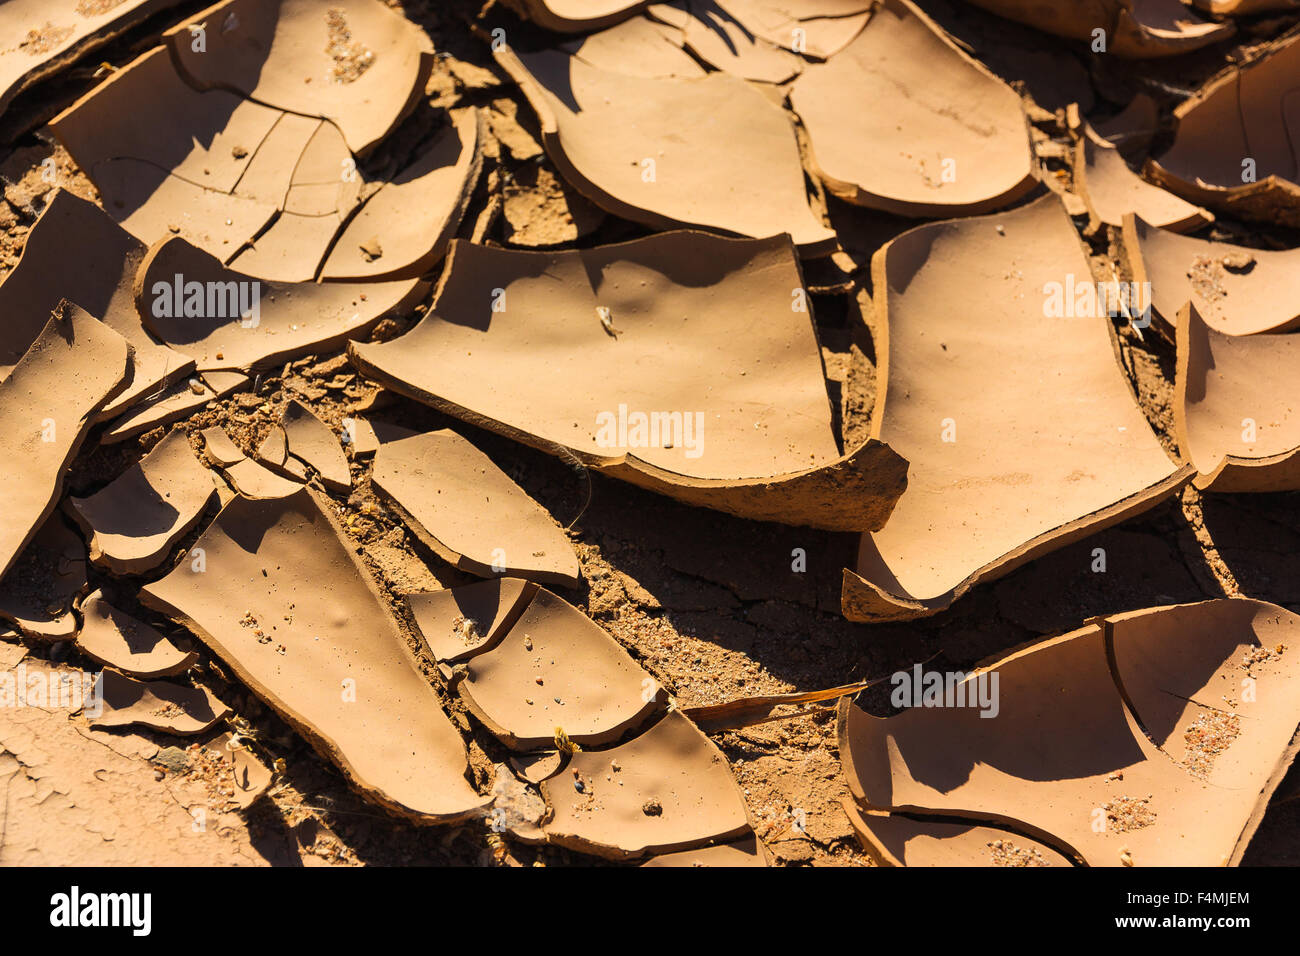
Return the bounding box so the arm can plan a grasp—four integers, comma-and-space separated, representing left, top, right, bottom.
683, 676, 889, 734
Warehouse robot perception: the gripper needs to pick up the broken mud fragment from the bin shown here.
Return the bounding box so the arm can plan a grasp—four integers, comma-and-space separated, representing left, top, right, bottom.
228, 111, 323, 209
1075, 125, 1211, 233
255, 425, 289, 467
140, 489, 489, 822
68, 429, 218, 575
495, 44, 837, 252
541, 710, 751, 859
351, 233, 906, 531
92, 669, 229, 736
200, 426, 247, 468
639, 832, 770, 866
0, 189, 194, 418
0, 516, 86, 640
1123, 213, 1300, 335
840, 599, 1300, 866
373, 429, 580, 588
222, 458, 306, 500
164, 0, 435, 156
699, 0, 873, 60
1174, 303, 1300, 492
96, 158, 283, 263
77, 591, 198, 679
223, 113, 368, 283
255, 429, 309, 482
1111, 600, 1300, 843
677, 2, 805, 83
51, 46, 276, 193
0, 0, 185, 122
320, 108, 485, 281
558, 14, 706, 79
791, 0, 1037, 217
508, 0, 657, 32
682, 678, 878, 732
136, 236, 424, 372
102, 371, 248, 445
406, 577, 538, 664
205, 427, 303, 498
459, 586, 665, 751
341, 415, 382, 456
205, 732, 272, 810
960, 0, 1233, 57
1091, 93, 1158, 159
49, 46, 282, 257
842, 196, 1191, 622
0, 302, 131, 583
509, 748, 563, 784
1146, 31, 1300, 226
840, 802, 1072, 867
268, 399, 350, 492
51, 29, 471, 283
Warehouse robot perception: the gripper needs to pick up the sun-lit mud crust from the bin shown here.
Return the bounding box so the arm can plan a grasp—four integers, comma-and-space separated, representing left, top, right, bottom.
4, 0, 1300, 868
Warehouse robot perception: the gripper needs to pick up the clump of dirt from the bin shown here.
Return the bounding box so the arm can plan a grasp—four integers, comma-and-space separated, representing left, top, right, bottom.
1187, 254, 1229, 304
76, 0, 129, 16
1102, 796, 1157, 833
450, 615, 483, 646
326, 9, 375, 83
1182, 711, 1241, 779
1243, 643, 1286, 672
502, 164, 605, 246
987, 839, 1051, 867
19, 24, 74, 56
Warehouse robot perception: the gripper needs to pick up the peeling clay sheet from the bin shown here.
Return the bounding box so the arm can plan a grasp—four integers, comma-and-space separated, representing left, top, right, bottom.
843, 196, 1192, 621
1174, 303, 1300, 492
48, 6, 479, 282
958, 0, 1233, 57
140, 489, 488, 822
0, 302, 131, 582
0, 0, 185, 119
496, 45, 837, 252
350, 231, 907, 531
840, 599, 1300, 866
790, 0, 1037, 217
1147, 31, 1300, 225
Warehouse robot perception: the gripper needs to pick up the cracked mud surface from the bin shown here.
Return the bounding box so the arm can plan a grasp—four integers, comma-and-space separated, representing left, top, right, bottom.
4, 0, 1300, 867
